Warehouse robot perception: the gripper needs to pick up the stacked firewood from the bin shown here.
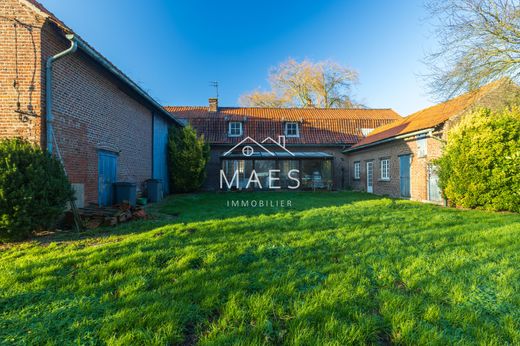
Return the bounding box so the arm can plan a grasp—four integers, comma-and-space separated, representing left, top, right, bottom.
64, 203, 148, 229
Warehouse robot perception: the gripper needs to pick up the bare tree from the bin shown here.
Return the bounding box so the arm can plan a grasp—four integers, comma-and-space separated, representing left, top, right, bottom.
426, 0, 520, 98
240, 59, 359, 108
238, 91, 291, 108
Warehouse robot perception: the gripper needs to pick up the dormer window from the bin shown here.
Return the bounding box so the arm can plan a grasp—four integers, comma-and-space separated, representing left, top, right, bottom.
284, 122, 299, 137
228, 122, 243, 137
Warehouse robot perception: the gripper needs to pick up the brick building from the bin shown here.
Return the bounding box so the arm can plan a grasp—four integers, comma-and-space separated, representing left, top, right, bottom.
345, 79, 520, 203
1, 0, 182, 206
166, 100, 400, 190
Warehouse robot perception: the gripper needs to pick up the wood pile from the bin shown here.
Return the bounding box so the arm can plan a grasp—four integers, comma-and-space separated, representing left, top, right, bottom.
64, 203, 148, 229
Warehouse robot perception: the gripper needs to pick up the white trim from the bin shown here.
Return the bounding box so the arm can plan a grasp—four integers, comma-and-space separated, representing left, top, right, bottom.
228, 122, 243, 137
380, 158, 390, 180
345, 128, 435, 153
223, 136, 275, 157
261, 136, 295, 156
366, 161, 374, 193
353, 161, 360, 179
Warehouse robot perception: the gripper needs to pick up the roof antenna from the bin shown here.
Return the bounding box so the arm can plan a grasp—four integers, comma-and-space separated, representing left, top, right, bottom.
209, 81, 219, 98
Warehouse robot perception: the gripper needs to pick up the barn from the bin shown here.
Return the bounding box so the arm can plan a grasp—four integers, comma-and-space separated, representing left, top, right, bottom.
0, 0, 183, 206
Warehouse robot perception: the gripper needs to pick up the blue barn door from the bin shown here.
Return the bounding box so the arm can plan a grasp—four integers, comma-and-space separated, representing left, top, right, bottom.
399, 155, 411, 198
98, 151, 118, 206
153, 114, 170, 194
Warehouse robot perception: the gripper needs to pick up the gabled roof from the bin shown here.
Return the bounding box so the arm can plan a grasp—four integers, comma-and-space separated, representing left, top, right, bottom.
164, 106, 401, 145
21, 0, 182, 126
349, 79, 511, 150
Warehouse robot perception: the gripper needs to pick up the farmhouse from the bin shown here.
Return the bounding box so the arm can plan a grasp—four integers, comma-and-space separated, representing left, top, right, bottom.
3, 0, 518, 202
166, 100, 401, 190
345, 78, 520, 202
0, 0, 182, 207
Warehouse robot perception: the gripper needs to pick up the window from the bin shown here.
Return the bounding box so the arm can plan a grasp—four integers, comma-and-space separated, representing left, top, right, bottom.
228, 122, 243, 137
380, 158, 390, 180
285, 122, 299, 137
354, 161, 360, 179
417, 135, 427, 157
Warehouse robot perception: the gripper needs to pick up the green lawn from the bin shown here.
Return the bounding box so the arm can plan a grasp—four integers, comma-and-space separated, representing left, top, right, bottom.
1, 192, 519, 345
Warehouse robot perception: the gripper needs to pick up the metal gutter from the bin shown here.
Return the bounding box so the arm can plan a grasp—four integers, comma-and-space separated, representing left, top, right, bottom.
46, 34, 77, 153
71, 36, 184, 127
344, 128, 435, 153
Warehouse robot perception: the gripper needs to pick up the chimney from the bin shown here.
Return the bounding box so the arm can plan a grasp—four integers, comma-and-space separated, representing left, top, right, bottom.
209, 98, 218, 112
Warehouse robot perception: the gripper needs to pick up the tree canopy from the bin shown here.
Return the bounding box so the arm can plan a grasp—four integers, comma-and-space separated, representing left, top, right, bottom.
240, 59, 360, 108
426, 0, 520, 98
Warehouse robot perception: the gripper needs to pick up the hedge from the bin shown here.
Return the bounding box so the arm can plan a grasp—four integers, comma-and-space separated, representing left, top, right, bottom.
436, 107, 520, 212
0, 138, 73, 241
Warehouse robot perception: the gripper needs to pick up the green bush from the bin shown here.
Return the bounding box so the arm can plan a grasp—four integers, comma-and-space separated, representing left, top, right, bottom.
168, 125, 210, 193
436, 107, 520, 212
0, 138, 73, 241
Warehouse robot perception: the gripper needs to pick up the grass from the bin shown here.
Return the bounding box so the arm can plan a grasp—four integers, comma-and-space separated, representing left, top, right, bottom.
1, 191, 519, 345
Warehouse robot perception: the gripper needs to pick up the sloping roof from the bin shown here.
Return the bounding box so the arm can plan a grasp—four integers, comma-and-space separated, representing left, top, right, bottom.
164, 106, 401, 145
350, 79, 510, 149
21, 0, 182, 126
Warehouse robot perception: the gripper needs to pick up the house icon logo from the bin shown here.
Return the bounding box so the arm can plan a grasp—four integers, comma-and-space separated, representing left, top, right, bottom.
223, 135, 295, 157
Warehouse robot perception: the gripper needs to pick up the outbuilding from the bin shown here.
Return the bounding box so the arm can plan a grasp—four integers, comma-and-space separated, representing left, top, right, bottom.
0, 0, 183, 206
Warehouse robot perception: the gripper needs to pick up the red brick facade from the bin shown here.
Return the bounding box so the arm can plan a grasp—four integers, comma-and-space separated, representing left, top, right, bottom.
347, 136, 443, 202
1, 0, 174, 206
346, 80, 520, 203
0, 0, 45, 144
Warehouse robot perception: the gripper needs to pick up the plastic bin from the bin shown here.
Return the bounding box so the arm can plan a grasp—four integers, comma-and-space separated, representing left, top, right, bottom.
113, 182, 137, 206
146, 179, 163, 203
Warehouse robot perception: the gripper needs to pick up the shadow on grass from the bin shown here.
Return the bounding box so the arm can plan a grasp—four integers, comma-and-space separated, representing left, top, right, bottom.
1, 192, 519, 344
19, 191, 382, 244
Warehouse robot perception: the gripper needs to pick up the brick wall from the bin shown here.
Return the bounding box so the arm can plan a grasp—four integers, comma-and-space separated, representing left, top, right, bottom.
41, 23, 154, 204
0, 0, 44, 144
2, 0, 157, 205
347, 136, 444, 202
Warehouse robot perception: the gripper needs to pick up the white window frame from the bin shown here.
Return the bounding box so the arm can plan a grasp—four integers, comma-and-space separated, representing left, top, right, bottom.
228, 122, 243, 137
284, 122, 299, 137
380, 158, 390, 180
354, 161, 360, 179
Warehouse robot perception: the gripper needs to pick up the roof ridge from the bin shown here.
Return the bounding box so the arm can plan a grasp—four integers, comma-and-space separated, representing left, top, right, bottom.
165, 105, 395, 111
350, 78, 514, 149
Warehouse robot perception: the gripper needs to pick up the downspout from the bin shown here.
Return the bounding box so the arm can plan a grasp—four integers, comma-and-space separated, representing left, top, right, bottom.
46, 34, 77, 153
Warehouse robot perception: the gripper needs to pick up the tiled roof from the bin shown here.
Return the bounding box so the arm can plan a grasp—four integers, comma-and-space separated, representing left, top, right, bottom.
351, 79, 510, 149
164, 107, 401, 145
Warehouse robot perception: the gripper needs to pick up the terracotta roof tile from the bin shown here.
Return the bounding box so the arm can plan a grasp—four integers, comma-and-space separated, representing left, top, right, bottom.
164, 107, 401, 145
351, 79, 510, 148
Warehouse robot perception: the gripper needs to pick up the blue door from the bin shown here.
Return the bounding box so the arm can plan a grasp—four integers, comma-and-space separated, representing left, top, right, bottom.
98, 151, 117, 206
428, 164, 442, 202
399, 155, 411, 198
153, 114, 170, 194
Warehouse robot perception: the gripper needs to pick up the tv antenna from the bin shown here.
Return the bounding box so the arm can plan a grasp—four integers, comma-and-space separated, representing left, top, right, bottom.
209, 81, 219, 98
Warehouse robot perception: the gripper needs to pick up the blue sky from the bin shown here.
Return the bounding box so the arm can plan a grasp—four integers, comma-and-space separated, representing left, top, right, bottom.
40, 0, 438, 116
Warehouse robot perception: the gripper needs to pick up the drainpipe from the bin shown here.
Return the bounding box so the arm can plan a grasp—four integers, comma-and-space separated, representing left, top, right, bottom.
46, 34, 77, 153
